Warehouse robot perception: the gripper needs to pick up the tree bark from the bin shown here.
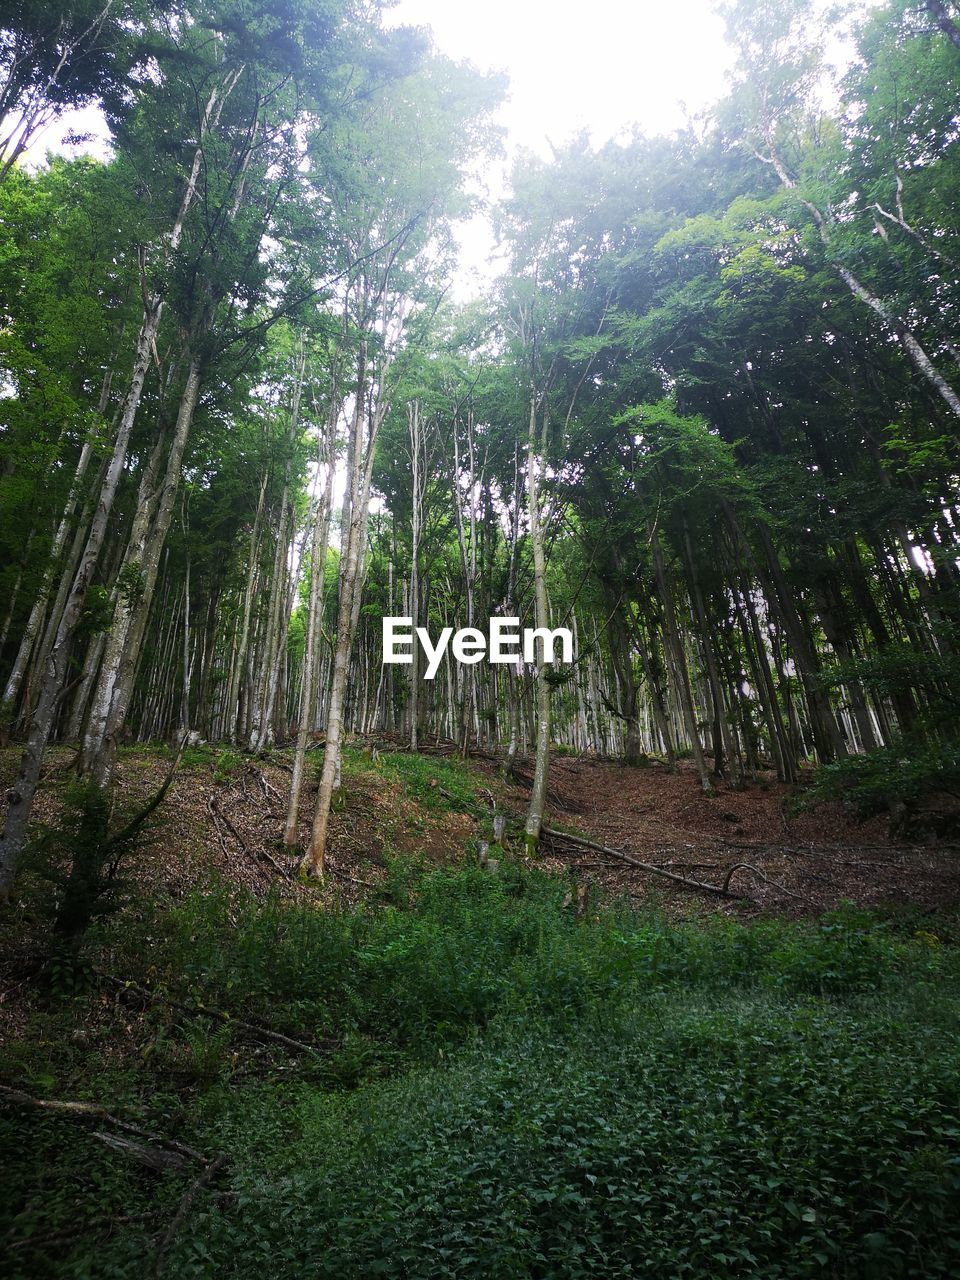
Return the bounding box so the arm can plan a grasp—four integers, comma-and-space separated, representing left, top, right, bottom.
285, 400, 337, 848
0, 74, 240, 899
649, 522, 714, 795
925, 0, 960, 50
524, 393, 551, 852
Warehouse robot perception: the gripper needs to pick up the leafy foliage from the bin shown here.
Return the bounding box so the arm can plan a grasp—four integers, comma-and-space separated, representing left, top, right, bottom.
808, 739, 960, 818
2, 864, 957, 1277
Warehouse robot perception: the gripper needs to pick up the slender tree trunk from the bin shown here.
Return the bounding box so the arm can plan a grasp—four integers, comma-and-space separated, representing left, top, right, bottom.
525, 394, 551, 852
682, 524, 742, 786
303, 336, 385, 878
765, 144, 960, 418
632, 609, 676, 768
285, 406, 337, 849
0, 529, 33, 665
227, 474, 267, 743
0, 305, 162, 899
0, 358, 116, 729
649, 522, 714, 794
503, 443, 523, 774
179, 554, 192, 738
408, 401, 423, 751
0, 72, 241, 900
81, 356, 203, 782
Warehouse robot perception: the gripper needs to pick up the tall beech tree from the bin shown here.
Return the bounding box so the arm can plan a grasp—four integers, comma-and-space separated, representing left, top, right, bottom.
300, 53, 504, 878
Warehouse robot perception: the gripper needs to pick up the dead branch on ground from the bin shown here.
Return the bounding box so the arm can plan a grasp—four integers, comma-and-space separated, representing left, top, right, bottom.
541, 825, 749, 900
101, 975, 330, 1058
154, 1154, 228, 1278
0, 1085, 209, 1166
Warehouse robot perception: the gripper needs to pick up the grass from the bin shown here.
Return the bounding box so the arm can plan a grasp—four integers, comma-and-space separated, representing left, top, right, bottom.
376, 749, 482, 813
2, 854, 959, 1278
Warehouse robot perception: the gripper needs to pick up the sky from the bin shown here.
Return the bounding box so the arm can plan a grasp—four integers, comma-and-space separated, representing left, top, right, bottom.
389, 0, 732, 151
386, 0, 736, 295
30, 1, 739, 296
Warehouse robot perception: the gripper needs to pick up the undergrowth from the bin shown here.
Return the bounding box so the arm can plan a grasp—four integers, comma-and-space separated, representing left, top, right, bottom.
806, 736, 960, 820
376, 750, 480, 812
2, 862, 959, 1277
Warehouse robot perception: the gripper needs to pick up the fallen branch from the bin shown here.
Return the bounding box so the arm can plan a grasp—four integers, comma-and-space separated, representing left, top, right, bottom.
102, 975, 330, 1058
0, 1086, 208, 1164
541, 825, 748, 900
38, 749, 81, 782
508, 766, 582, 813
93, 1131, 192, 1172
107, 737, 187, 852
327, 866, 377, 889
437, 785, 468, 809
247, 764, 283, 805
655, 861, 722, 871
415, 741, 499, 763
207, 794, 290, 880
720, 862, 807, 901
720, 839, 958, 857
154, 1153, 227, 1278
7, 1211, 162, 1254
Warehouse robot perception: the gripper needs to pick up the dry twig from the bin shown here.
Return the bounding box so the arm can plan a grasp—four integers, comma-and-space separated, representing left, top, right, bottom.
154, 1154, 228, 1278
541, 825, 748, 900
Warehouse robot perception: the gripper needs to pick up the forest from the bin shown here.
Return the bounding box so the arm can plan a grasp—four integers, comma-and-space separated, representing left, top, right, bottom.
1, 0, 959, 1275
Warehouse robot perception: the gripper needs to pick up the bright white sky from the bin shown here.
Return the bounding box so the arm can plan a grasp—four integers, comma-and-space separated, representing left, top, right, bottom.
390, 0, 731, 150
33, 1, 737, 296
386, 0, 735, 295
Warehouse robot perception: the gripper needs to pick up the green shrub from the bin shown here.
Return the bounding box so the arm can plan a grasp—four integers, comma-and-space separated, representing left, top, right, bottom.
378, 751, 479, 812
4, 864, 958, 1279
806, 739, 960, 818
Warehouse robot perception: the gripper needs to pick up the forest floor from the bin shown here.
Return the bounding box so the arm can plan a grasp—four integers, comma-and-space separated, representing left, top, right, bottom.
2, 742, 960, 1278
2, 740, 958, 931
514, 753, 960, 920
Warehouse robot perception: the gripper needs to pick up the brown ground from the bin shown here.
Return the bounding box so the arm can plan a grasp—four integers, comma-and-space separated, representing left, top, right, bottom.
1, 743, 958, 932
494, 755, 960, 923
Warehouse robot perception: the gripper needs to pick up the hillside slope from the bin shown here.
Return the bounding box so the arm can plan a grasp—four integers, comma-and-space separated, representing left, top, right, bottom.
2, 745, 960, 1278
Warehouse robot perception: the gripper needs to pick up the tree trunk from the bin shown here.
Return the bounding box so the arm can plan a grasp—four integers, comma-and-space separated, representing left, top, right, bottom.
0, 73, 241, 899
524, 393, 551, 853
81, 356, 203, 783
285, 403, 337, 849
303, 335, 385, 878
649, 523, 714, 795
